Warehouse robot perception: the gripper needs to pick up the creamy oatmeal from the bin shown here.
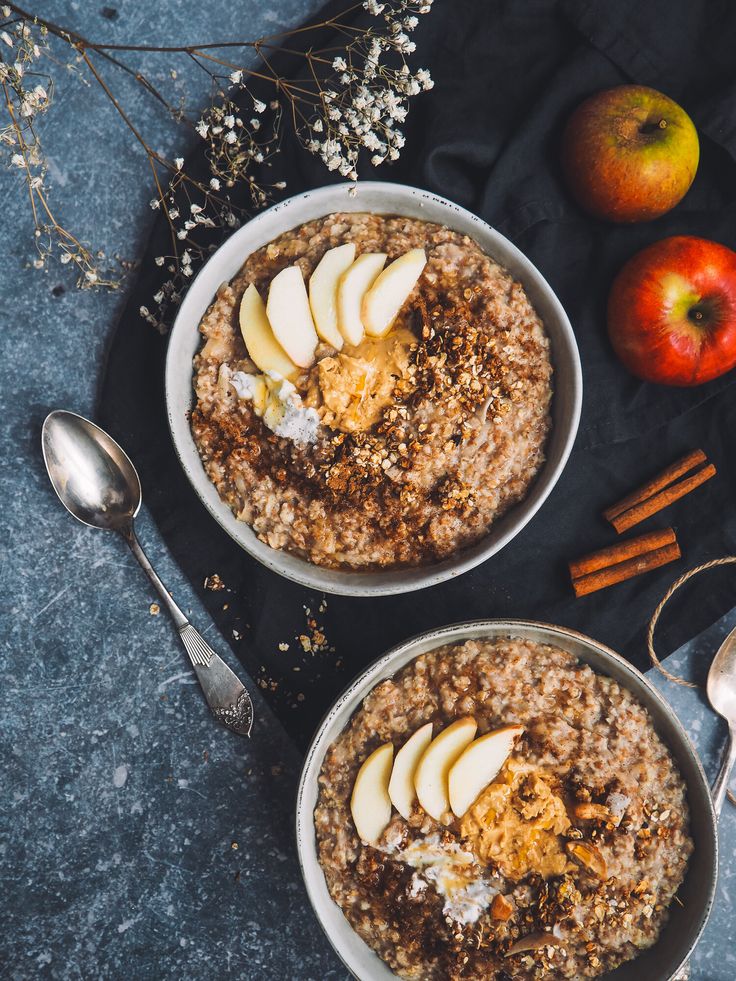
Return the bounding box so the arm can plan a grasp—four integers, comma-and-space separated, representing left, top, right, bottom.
191, 213, 552, 570
315, 638, 693, 979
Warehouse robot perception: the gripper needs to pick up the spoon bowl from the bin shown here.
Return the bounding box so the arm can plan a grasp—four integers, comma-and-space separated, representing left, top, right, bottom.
707, 627, 736, 722
42, 410, 141, 530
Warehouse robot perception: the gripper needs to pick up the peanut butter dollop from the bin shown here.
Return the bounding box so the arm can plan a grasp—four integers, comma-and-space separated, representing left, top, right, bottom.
460, 759, 572, 881
315, 327, 414, 433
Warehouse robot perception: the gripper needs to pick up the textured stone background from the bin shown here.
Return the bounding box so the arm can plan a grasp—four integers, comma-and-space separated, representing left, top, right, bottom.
0, 2, 733, 979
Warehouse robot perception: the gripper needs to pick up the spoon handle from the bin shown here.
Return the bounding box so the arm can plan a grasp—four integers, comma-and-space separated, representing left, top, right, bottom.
711, 723, 736, 816
122, 525, 189, 630
121, 525, 253, 737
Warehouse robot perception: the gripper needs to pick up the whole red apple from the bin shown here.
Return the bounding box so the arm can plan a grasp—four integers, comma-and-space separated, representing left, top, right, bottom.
608, 236, 736, 386
561, 85, 699, 222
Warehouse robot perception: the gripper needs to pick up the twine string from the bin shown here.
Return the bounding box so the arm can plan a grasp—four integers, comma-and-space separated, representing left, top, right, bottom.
647, 555, 736, 807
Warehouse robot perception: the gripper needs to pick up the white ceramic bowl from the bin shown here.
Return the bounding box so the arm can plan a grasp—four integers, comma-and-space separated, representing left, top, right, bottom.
165, 182, 582, 596
295, 620, 717, 981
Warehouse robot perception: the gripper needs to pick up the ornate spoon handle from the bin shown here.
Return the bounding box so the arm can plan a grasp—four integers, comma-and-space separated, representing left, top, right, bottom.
182, 625, 254, 736
122, 524, 253, 736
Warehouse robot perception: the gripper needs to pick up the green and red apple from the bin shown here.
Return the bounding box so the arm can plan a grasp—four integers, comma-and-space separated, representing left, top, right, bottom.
608, 235, 736, 386
561, 85, 699, 222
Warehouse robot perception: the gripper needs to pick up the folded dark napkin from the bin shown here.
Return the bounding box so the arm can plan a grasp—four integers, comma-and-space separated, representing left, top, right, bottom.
99, 0, 736, 748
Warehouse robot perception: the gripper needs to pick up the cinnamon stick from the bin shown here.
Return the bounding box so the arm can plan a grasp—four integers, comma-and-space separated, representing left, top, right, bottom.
603, 449, 707, 523
568, 528, 676, 581
610, 464, 716, 534
572, 541, 681, 598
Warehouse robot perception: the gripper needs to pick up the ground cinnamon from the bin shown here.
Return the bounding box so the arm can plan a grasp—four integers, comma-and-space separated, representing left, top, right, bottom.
568, 528, 676, 580
610, 464, 716, 534
572, 541, 681, 598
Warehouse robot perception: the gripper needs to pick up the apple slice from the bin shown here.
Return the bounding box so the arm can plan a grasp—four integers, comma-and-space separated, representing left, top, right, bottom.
336, 252, 387, 346
414, 717, 477, 821
448, 725, 524, 818
350, 742, 394, 845
308, 243, 356, 350
388, 722, 433, 820
266, 266, 319, 368
239, 284, 299, 381
362, 248, 427, 338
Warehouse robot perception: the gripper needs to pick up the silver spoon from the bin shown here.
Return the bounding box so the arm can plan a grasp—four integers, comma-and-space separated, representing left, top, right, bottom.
707, 625, 736, 814
41, 409, 253, 737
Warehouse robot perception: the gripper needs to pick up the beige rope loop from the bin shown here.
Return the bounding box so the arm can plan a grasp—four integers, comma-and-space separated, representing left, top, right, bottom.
647, 555, 736, 807
647, 556, 736, 686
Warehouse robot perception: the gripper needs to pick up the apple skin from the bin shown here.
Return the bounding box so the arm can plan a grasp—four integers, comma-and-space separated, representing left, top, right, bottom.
561, 85, 699, 222
608, 236, 736, 386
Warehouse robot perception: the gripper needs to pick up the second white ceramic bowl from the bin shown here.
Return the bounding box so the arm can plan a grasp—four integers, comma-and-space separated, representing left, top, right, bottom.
295, 620, 717, 981
165, 182, 582, 596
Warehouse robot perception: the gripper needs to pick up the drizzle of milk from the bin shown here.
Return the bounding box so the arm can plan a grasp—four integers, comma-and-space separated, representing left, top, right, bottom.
230, 369, 320, 446
229, 369, 259, 401
395, 833, 497, 925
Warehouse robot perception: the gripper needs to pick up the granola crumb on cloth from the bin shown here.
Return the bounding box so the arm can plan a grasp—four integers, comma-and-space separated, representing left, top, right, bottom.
314, 638, 693, 979
191, 212, 552, 571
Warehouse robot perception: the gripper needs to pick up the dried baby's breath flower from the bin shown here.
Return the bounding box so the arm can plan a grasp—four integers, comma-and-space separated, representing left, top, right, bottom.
0, 9, 116, 286
296, 2, 434, 181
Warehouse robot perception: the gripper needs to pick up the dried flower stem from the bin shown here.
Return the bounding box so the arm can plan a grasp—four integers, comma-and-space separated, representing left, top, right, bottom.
1, 1, 434, 322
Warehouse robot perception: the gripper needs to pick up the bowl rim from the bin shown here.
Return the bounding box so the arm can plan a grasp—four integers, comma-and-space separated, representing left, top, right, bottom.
164, 181, 582, 596
295, 618, 718, 981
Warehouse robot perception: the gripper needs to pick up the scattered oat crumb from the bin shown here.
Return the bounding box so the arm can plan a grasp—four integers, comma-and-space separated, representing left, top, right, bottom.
222, 603, 229, 611
232, 629, 242, 640
204, 574, 225, 591
231, 841, 239, 850
149, 602, 160, 616
296, 607, 332, 656
278, 642, 289, 652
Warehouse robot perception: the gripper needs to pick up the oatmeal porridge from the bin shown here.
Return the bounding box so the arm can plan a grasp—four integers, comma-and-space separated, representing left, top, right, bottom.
191, 213, 552, 570
314, 638, 693, 979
